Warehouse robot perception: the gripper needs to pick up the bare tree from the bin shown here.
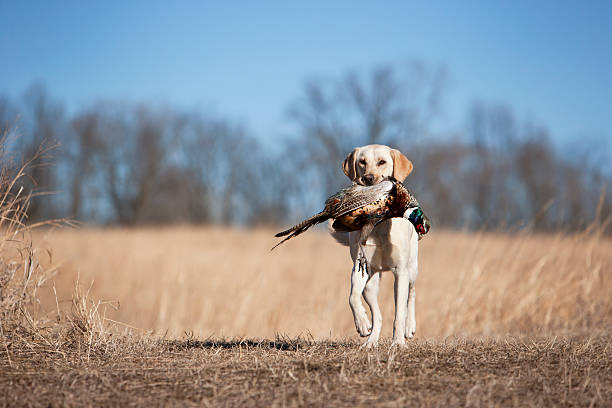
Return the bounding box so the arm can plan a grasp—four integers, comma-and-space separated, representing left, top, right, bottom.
70, 104, 173, 224
1, 82, 609, 233
515, 130, 557, 230
466, 102, 523, 227
68, 112, 104, 219
18, 84, 65, 220
286, 61, 447, 214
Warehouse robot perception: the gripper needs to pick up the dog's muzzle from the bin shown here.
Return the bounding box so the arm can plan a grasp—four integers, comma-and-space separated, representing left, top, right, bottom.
361, 174, 375, 185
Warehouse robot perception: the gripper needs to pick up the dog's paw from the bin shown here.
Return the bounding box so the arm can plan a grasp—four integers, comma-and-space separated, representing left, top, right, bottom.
391, 337, 407, 348
354, 316, 372, 337
405, 324, 416, 339
360, 338, 379, 349
356, 324, 372, 337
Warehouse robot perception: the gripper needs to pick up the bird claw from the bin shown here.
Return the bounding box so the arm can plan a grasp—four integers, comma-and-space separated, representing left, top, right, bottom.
357, 245, 370, 277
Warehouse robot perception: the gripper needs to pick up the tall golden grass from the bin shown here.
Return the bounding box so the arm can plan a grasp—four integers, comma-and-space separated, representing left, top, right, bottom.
0, 140, 54, 335
0, 137, 106, 352
36, 223, 611, 339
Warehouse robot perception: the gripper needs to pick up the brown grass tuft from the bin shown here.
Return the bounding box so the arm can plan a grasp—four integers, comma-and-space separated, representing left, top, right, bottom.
0, 135, 108, 361
0, 136, 55, 335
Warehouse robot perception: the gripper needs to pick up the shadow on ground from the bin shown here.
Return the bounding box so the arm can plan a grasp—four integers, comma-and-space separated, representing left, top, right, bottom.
165, 337, 353, 351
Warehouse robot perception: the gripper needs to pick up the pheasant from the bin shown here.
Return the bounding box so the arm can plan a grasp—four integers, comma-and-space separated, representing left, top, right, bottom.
272, 177, 430, 273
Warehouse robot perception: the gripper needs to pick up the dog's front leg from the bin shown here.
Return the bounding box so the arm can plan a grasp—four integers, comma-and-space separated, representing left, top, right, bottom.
349, 259, 371, 337
405, 282, 416, 339
391, 267, 409, 346
361, 272, 382, 347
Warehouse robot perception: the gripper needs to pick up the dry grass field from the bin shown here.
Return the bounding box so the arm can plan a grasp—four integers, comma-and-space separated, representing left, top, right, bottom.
2, 224, 612, 406
35, 225, 612, 339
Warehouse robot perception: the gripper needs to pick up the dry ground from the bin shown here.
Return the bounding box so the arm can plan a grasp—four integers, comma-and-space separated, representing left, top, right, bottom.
1, 226, 611, 406
2, 334, 610, 407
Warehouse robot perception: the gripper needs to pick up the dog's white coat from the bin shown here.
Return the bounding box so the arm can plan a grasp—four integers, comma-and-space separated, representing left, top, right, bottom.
339, 144, 418, 347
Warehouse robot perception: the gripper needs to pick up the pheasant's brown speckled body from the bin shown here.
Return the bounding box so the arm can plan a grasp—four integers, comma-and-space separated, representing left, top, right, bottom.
272, 177, 428, 250
330, 180, 417, 232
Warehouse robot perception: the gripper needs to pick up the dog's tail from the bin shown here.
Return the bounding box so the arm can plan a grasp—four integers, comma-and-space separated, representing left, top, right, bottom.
327, 220, 350, 246
271, 211, 330, 251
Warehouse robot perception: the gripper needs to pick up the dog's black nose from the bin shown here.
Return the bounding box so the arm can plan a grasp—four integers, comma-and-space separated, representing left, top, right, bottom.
362, 174, 374, 185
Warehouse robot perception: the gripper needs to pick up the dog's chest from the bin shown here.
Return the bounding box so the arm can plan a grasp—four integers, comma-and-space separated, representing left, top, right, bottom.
348, 218, 416, 272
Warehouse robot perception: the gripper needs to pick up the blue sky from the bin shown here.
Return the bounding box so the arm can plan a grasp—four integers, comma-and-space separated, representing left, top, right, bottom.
1, 1, 610, 151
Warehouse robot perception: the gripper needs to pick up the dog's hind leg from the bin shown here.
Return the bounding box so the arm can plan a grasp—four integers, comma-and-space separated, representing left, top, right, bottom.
361, 272, 382, 348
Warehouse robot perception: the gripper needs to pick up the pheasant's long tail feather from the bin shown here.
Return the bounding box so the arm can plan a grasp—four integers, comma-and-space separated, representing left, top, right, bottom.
271, 211, 330, 251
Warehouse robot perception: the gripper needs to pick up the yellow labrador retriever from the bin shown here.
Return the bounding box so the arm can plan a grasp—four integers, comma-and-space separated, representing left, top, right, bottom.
333, 144, 417, 347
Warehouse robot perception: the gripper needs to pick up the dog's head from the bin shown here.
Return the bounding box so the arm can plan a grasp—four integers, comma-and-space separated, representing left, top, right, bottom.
343, 144, 413, 185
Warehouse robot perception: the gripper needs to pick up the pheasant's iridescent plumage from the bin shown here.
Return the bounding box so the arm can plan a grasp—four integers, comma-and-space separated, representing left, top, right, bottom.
272, 177, 429, 250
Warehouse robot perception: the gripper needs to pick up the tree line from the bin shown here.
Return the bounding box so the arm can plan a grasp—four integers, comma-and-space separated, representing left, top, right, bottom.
1, 62, 610, 232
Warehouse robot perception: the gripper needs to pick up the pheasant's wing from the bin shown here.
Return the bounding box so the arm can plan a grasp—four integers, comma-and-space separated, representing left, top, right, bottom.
329, 180, 394, 218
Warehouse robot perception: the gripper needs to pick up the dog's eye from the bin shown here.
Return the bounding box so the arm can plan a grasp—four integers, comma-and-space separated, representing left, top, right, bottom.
359, 159, 366, 166
378, 160, 386, 166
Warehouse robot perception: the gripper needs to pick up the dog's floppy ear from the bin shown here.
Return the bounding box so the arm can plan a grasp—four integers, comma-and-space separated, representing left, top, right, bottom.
343, 148, 360, 180
390, 149, 413, 182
